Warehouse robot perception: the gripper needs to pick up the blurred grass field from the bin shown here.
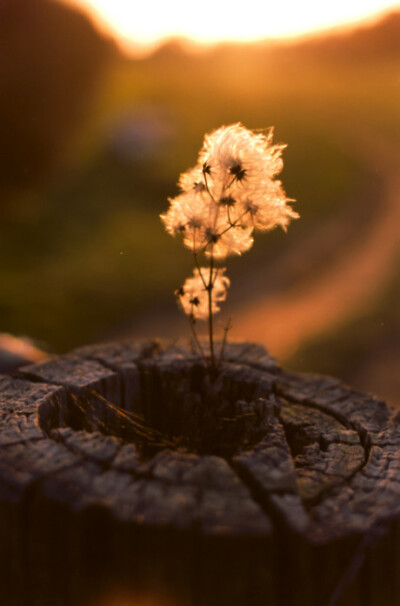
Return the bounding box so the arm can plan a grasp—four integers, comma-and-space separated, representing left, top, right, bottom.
0, 3, 399, 403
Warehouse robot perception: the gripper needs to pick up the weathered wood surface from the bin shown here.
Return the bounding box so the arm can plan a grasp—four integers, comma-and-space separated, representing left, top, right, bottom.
0, 339, 400, 606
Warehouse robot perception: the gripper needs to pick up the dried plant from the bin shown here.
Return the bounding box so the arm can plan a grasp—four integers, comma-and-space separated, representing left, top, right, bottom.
161, 123, 299, 367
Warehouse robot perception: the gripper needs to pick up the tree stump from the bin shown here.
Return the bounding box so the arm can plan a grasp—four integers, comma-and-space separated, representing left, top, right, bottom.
0, 339, 400, 606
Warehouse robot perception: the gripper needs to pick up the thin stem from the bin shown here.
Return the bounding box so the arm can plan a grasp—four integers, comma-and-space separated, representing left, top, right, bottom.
204, 170, 222, 234
218, 316, 232, 366
211, 266, 220, 287
203, 170, 217, 204
176, 292, 207, 363
217, 208, 250, 238
227, 206, 232, 226
192, 230, 207, 286
193, 252, 207, 288
188, 316, 207, 362
227, 205, 236, 227
196, 208, 251, 256
226, 174, 238, 190
208, 249, 215, 368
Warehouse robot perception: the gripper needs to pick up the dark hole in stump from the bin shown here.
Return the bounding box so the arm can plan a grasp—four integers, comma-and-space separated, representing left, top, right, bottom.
38, 360, 272, 458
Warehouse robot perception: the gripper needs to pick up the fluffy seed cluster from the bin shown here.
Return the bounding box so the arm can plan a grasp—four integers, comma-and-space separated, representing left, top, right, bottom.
161, 123, 299, 320
176, 268, 230, 321
161, 123, 298, 259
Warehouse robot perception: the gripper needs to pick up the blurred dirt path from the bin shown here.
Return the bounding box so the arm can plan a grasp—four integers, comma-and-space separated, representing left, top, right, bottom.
231, 130, 400, 358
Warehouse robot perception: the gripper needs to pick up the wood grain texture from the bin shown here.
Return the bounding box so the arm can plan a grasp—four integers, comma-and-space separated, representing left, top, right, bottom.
0, 340, 399, 606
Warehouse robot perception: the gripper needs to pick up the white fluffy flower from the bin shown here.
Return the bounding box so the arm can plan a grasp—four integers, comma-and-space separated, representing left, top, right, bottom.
161, 122, 298, 260
198, 214, 253, 259
177, 267, 230, 320
178, 165, 206, 193
198, 123, 286, 192
161, 190, 210, 240
161, 188, 253, 257
162, 124, 299, 362
237, 180, 298, 232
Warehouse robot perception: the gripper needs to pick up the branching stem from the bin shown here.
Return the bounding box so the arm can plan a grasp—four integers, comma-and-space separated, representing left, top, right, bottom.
193, 252, 207, 288
208, 249, 215, 368
196, 163, 250, 369
203, 170, 217, 204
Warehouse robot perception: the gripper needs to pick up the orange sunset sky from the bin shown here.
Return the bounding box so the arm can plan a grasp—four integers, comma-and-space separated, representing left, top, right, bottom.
63, 0, 400, 54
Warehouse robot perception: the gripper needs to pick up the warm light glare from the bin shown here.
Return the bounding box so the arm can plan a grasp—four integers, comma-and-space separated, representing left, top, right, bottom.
65, 0, 400, 53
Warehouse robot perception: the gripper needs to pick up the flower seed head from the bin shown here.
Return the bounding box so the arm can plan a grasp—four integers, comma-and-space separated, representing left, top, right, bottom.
229, 162, 247, 182
161, 123, 299, 259
219, 195, 236, 207
178, 267, 230, 320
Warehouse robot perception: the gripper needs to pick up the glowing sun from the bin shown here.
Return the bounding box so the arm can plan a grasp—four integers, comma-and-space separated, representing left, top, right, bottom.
64, 0, 400, 54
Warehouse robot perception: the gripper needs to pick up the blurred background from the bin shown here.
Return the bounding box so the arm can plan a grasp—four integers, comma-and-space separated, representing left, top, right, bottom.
0, 0, 399, 405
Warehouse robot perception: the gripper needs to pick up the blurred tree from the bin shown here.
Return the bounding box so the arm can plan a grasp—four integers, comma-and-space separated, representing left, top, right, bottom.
0, 0, 117, 200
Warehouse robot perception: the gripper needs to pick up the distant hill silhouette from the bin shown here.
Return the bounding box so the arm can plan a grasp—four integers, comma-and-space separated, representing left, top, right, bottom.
293, 11, 400, 62
152, 11, 400, 64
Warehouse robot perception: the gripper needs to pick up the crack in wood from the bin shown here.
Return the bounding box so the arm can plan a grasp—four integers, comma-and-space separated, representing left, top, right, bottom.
274, 388, 372, 491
